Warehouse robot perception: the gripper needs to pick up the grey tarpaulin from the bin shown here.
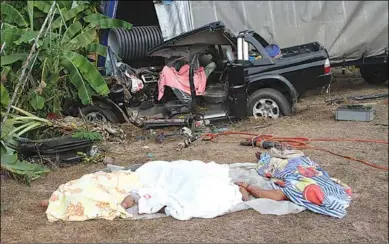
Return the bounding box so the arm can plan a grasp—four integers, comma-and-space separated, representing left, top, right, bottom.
154, 1, 194, 41
154, 1, 388, 64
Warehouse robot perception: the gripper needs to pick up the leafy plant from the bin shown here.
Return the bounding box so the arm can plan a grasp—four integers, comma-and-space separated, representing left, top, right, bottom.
0, 0, 132, 116
72, 129, 103, 141
0, 83, 10, 106
0, 143, 50, 185
76, 151, 105, 164
1, 88, 51, 184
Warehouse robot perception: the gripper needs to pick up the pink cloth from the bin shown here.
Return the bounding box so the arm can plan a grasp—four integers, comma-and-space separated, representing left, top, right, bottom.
158, 64, 207, 101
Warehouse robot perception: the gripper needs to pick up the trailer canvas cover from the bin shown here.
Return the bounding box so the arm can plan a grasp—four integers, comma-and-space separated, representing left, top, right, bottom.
154, 1, 388, 63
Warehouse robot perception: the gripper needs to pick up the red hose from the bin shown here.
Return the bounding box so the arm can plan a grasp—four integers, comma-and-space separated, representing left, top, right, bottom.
201, 131, 389, 171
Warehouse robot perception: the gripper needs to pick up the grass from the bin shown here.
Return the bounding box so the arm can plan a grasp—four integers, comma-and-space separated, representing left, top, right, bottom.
1, 73, 388, 243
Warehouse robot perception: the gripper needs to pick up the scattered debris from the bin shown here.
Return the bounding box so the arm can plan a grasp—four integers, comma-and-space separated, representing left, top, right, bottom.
153, 127, 195, 145
77, 151, 105, 164
194, 120, 211, 128
0, 106, 127, 183
176, 130, 200, 151
241, 140, 275, 149
211, 127, 229, 133
147, 129, 157, 137
136, 136, 146, 141
374, 123, 388, 127
100, 163, 143, 172
103, 156, 116, 165
204, 131, 388, 171
155, 132, 178, 144
17, 136, 96, 166
0, 171, 8, 180
176, 142, 186, 151
326, 93, 389, 105
88, 145, 100, 157
57, 116, 127, 141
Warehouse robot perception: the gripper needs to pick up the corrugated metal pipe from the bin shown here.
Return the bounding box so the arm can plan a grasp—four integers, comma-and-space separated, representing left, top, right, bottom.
108, 26, 163, 62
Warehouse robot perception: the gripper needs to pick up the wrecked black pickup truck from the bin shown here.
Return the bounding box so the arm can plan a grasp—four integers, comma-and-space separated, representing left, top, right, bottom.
76, 21, 332, 129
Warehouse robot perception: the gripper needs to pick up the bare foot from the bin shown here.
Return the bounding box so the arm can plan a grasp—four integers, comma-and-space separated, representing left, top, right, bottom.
236, 182, 249, 189
121, 195, 135, 209
236, 182, 251, 201
40, 200, 49, 208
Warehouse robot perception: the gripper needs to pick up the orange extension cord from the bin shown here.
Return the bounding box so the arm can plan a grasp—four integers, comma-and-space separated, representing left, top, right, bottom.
201, 131, 389, 171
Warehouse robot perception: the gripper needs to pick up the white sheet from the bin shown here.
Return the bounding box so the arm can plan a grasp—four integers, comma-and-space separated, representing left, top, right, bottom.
133, 160, 243, 220
102, 161, 305, 220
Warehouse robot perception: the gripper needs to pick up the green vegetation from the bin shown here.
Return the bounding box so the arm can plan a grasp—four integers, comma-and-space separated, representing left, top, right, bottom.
0, 0, 132, 116
72, 130, 103, 141
0, 1, 132, 183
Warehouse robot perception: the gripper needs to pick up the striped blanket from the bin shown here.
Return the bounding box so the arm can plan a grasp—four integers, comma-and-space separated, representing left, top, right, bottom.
257, 149, 352, 218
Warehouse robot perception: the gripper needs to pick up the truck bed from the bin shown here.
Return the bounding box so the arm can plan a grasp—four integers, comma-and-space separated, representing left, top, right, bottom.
281, 42, 323, 59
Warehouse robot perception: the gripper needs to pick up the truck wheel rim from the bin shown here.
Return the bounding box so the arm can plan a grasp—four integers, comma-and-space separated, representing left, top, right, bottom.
85, 112, 107, 123
253, 99, 280, 119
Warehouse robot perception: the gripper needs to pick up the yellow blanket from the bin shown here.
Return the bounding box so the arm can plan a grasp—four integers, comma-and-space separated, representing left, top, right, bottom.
46, 171, 140, 222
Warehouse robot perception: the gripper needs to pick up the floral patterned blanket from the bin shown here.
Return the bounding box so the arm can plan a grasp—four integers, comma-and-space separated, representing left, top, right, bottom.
257, 148, 352, 218
46, 171, 140, 222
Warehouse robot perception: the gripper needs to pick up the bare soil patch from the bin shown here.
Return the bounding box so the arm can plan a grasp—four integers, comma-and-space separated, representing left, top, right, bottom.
1, 74, 388, 243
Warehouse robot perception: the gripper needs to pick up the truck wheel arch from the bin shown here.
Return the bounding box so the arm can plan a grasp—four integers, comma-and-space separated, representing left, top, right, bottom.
247, 88, 292, 118
82, 96, 129, 123
247, 75, 299, 105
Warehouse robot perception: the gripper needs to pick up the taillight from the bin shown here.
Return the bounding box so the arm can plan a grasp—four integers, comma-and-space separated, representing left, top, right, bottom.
324, 58, 331, 74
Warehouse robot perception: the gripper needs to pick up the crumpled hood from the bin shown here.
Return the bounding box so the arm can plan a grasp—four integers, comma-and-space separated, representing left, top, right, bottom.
148, 21, 236, 58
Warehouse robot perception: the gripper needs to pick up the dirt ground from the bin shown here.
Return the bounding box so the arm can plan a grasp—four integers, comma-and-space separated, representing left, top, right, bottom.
1, 72, 388, 243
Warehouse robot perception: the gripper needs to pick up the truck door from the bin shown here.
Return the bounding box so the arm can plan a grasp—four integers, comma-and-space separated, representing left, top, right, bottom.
227, 64, 247, 119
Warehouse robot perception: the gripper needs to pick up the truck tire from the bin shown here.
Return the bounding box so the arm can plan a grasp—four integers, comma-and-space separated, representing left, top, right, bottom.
81, 105, 119, 123
247, 88, 292, 119
359, 64, 388, 84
